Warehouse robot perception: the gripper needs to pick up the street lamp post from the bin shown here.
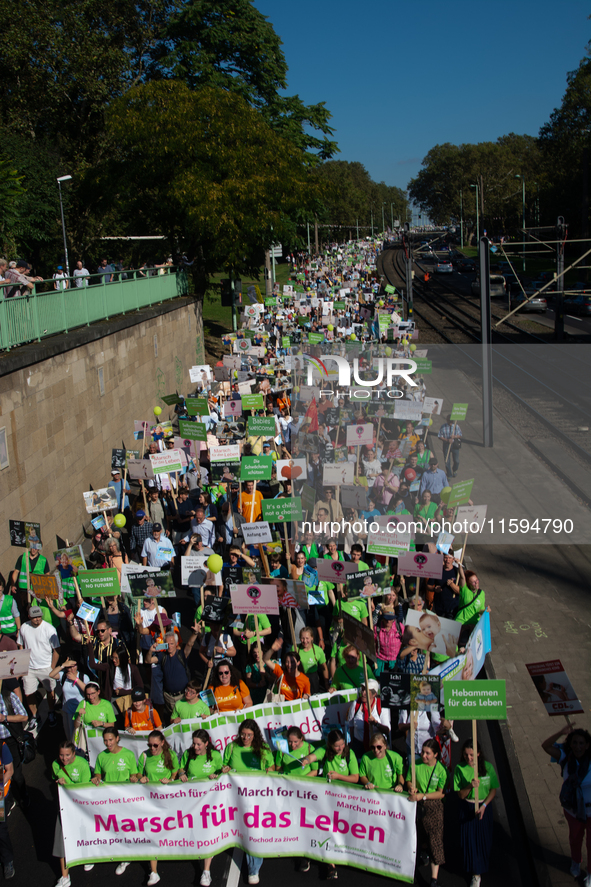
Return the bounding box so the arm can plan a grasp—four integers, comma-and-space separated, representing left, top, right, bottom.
390, 202, 394, 231
515, 175, 526, 271
356, 218, 359, 241
460, 189, 464, 249
57, 174, 73, 279
470, 183, 479, 245
371, 206, 374, 238
382, 203, 386, 235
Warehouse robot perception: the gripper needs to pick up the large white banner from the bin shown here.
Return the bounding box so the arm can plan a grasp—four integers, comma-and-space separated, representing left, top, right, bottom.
86, 691, 357, 766
60, 774, 416, 881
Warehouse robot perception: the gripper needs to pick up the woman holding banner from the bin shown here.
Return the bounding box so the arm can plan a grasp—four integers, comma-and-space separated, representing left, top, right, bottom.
302, 728, 360, 785
179, 730, 223, 886
454, 739, 499, 887
52, 740, 92, 887
170, 679, 210, 722
359, 731, 404, 790
272, 727, 318, 777
72, 683, 116, 733
221, 720, 274, 884
405, 739, 448, 887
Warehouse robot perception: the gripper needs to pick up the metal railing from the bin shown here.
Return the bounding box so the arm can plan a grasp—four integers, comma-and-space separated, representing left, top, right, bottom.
0, 267, 190, 351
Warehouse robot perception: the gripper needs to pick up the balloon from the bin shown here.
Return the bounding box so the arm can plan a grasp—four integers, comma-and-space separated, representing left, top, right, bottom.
404, 468, 417, 482
271, 452, 278, 461
440, 486, 452, 504
206, 554, 223, 574
410, 344, 417, 352
384, 346, 392, 356
261, 347, 267, 355
350, 334, 357, 340
113, 514, 126, 528
295, 386, 300, 393
428, 418, 433, 426
379, 300, 384, 307
153, 406, 162, 416
327, 324, 334, 332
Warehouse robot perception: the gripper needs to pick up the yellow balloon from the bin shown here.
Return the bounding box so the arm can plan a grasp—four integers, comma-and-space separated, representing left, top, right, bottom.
153, 406, 162, 416
410, 344, 417, 352
327, 324, 334, 331
440, 486, 452, 503
384, 346, 392, 356
428, 418, 433, 426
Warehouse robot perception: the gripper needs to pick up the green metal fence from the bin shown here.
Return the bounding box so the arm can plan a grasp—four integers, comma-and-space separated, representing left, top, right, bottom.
0, 268, 190, 351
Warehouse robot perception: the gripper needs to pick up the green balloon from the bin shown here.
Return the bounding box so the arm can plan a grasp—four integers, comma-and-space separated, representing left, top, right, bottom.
113, 513, 126, 528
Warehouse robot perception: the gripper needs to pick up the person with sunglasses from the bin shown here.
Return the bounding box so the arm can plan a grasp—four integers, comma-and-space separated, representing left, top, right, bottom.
52, 740, 92, 887
359, 732, 404, 792
211, 660, 252, 712
170, 679, 210, 723
222, 720, 273, 884
138, 730, 179, 784
72, 683, 116, 733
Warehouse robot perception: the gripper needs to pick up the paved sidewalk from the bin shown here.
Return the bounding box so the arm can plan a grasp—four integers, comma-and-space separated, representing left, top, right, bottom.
422, 344, 591, 885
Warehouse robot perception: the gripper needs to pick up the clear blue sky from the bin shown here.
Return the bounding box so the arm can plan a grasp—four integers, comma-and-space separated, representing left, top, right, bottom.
255, 0, 589, 193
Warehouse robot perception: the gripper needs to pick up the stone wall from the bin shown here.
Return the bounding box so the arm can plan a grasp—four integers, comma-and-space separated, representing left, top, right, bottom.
0, 298, 204, 570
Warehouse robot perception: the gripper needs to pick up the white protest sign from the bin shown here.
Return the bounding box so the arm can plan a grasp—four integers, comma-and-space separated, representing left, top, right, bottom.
276, 459, 307, 483
223, 399, 243, 418
422, 397, 443, 416
397, 550, 444, 580
120, 563, 160, 597
209, 444, 241, 463
322, 463, 355, 486
366, 516, 411, 556
189, 365, 212, 384
0, 650, 30, 679
223, 355, 242, 369
456, 504, 488, 530
242, 522, 273, 545
393, 402, 423, 421
346, 423, 373, 446
149, 450, 183, 474
405, 608, 462, 657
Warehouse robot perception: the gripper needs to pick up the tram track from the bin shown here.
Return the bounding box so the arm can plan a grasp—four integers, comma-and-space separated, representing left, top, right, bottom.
380, 245, 591, 476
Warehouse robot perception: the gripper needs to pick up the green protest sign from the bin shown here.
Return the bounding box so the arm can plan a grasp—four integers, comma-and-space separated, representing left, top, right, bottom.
241, 394, 265, 411
450, 403, 468, 421
247, 416, 277, 437
444, 680, 507, 720
160, 393, 182, 406
264, 298, 277, 307
446, 478, 474, 508
333, 301, 346, 310
186, 397, 210, 417
178, 419, 207, 442
282, 336, 291, 348
413, 358, 432, 374
77, 569, 121, 598
262, 497, 304, 522
297, 316, 309, 327
378, 315, 391, 328
308, 332, 325, 345
384, 285, 396, 294
240, 455, 274, 481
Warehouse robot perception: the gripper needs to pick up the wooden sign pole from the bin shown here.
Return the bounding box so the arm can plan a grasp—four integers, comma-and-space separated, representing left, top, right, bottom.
250, 480, 257, 523
473, 719, 480, 813
410, 711, 417, 790
253, 614, 263, 658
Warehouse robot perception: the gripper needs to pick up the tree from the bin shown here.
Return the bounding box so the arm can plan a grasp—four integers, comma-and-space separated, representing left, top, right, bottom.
315, 161, 407, 238
104, 81, 325, 292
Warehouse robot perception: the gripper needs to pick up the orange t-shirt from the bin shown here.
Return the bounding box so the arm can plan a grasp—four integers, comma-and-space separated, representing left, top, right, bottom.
214, 681, 250, 712
239, 490, 263, 522
124, 704, 162, 732
272, 664, 310, 701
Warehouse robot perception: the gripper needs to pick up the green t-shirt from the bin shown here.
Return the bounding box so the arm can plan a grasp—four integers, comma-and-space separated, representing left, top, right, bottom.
315, 746, 359, 780
95, 747, 139, 783
359, 751, 403, 789
239, 614, 271, 646
274, 740, 316, 776
340, 599, 368, 622
456, 585, 485, 626
407, 760, 448, 794
139, 749, 180, 781
52, 756, 92, 785
330, 639, 348, 668
171, 698, 210, 720
331, 662, 375, 691
453, 760, 499, 800
223, 742, 274, 772
74, 699, 117, 726
180, 748, 223, 779
414, 502, 438, 521
298, 644, 326, 675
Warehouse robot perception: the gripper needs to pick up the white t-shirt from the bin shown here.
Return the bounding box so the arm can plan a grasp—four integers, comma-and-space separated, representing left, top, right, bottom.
53, 272, 68, 290
399, 709, 441, 755
113, 666, 132, 691
347, 698, 391, 742
73, 267, 90, 287
18, 620, 60, 669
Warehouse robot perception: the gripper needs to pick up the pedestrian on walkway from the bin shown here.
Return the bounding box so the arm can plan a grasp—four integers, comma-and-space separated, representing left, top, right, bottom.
438, 415, 462, 478
542, 723, 591, 881
454, 739, 499, 887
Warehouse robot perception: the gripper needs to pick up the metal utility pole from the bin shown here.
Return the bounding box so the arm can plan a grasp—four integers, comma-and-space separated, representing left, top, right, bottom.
471, 183, 479, 244
57, 175, 73, 278
264, 250, 272, 297
555, 216, 566, 342
356, 218, 359, 241
479, 236, 493, 447
371, 207, 374, 238
307, 222, 311, 254
460, 189, 464, 248
381, 203, 385, 235
314, 217, 319, 253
